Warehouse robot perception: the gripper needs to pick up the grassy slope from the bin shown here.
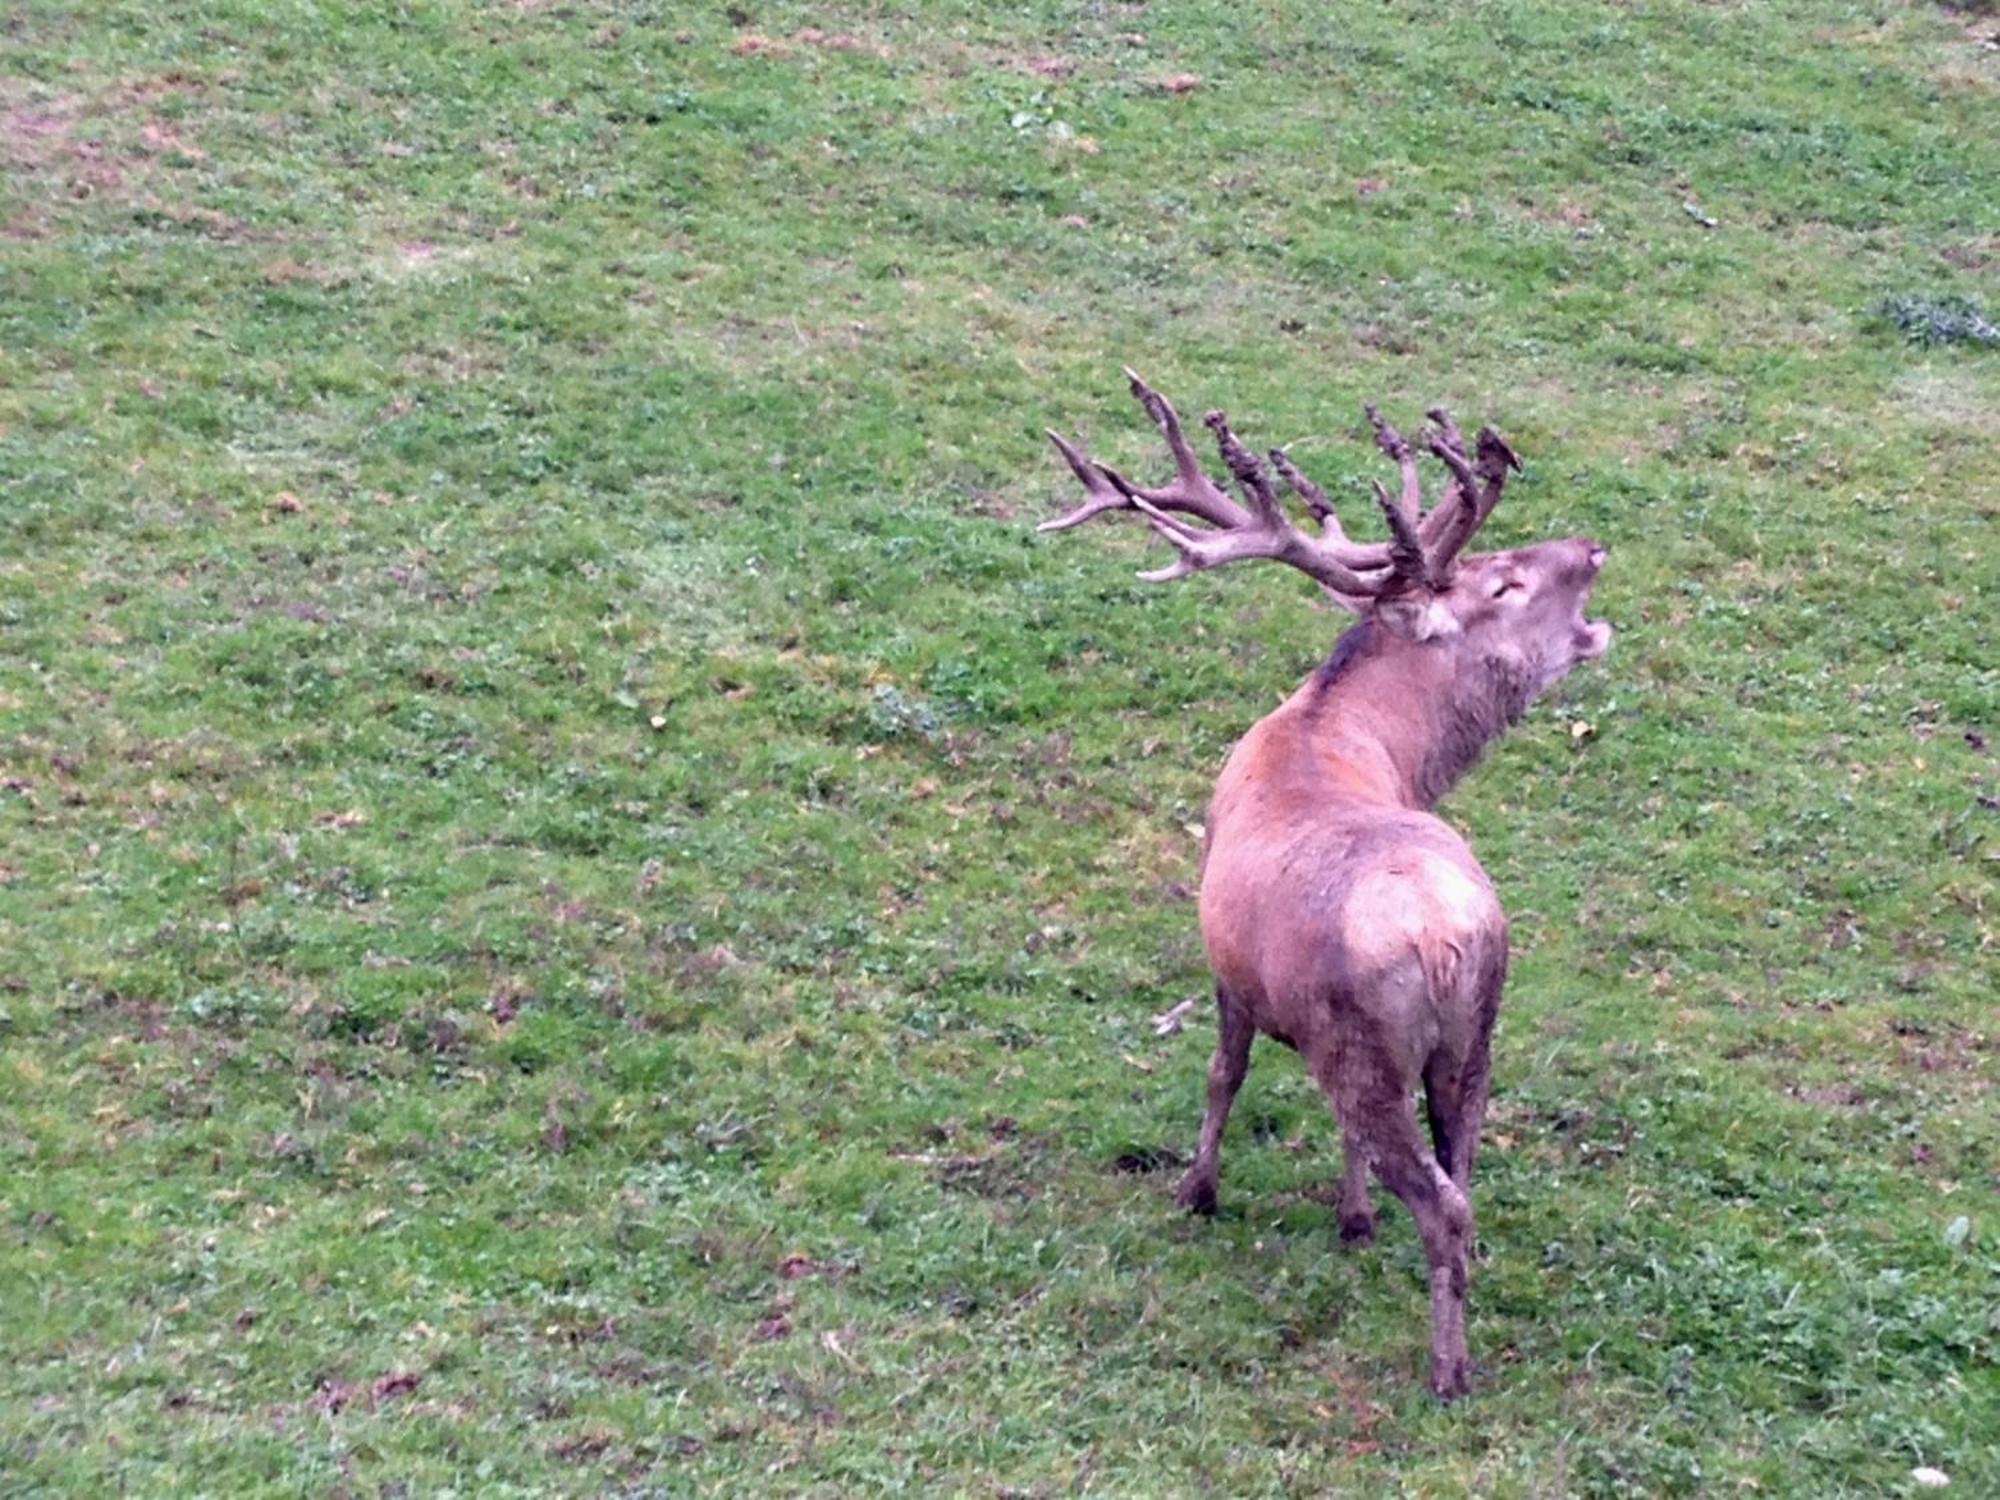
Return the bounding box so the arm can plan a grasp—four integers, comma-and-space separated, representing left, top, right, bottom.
2, 1, 1995, 1493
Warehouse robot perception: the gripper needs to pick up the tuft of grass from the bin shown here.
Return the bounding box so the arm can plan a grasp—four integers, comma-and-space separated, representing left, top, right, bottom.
1874, 293, 2000, 347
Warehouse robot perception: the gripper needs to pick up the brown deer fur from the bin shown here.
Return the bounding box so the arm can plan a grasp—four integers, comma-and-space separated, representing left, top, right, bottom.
1040, 374, 1611, 1398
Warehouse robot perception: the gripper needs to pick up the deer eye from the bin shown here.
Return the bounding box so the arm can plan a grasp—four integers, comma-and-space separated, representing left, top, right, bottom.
1488, 576, 1522, 600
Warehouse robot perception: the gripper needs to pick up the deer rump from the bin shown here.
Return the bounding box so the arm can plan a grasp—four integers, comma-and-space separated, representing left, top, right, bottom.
1040, 371, 1611, 1399
1205, 810, 1505, 1076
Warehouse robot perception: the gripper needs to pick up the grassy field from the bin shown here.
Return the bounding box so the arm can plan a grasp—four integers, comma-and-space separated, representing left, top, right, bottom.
3, 1, 1996, 1493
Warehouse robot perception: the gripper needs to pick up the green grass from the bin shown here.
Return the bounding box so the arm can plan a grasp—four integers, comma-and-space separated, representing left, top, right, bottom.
2, 1, 1995, 1493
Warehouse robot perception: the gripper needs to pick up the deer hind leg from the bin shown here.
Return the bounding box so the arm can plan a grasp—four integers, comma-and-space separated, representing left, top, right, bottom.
1316, 1035, 1475, 1401
1423, 1042, 1493, 1192
1422, 938, 1506, 1190
1175, 987, 1253, 1215
1335, 1132, 1376, 1245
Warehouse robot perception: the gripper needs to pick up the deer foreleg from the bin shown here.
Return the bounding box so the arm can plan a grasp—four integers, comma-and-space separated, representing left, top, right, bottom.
1175, 988, 1253, 1215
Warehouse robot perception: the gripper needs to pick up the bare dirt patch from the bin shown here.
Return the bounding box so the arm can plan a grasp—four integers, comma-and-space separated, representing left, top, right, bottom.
0, 79, 88, 173
732, 29, 894, 61
1940, 232, 1998, 271
0, 71, 235, 237
1892, 368, 1990, 428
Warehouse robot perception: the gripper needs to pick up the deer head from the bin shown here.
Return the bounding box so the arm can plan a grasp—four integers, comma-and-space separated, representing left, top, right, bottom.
1041, 370, 1611, 706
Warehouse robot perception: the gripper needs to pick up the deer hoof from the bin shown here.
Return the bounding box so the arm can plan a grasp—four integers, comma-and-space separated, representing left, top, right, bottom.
1174, 1174, 1218, 1216
1338, 1212, 1376, 1247
1429, 1361, 1472, 1401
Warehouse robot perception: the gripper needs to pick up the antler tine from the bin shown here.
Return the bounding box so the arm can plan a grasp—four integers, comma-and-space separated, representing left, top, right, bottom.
1372, 478, 1433, 588
1474, 426, 1522, 514
1415, 406, 1472, 548
1037, 428, 1131, 533
1212, 412, 1398, 580
1420, 434, 1482, 570
1127, 493, 1207, 583
1420, 421, 1522, 575
1365, 405, 1423, 525
1268, 446, 1351, 542
1425, 406, 1466, 462
1202, 409, 1284, 523
1120, 368, 1251, 530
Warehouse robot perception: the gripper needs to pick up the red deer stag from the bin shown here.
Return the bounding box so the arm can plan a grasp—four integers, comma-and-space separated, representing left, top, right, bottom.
1040, 372, 1611, 1399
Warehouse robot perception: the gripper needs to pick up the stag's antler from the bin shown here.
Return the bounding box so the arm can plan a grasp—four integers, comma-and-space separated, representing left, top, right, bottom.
1119, 408, 1407, 595
1040, 374, 1520, 597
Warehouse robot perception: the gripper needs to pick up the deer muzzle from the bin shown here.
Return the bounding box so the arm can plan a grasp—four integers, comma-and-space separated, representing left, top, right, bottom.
1574, 540, 1611, 658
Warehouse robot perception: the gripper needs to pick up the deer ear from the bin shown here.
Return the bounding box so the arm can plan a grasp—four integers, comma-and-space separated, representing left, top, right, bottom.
1372, 594, 1461, 643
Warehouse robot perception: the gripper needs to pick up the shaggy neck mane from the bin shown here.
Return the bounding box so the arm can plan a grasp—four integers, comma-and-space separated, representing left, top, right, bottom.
1308, 622, 1535, 808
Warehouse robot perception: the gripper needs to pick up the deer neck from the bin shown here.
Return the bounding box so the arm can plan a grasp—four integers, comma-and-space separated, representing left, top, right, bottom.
1295, 622, 1535, 810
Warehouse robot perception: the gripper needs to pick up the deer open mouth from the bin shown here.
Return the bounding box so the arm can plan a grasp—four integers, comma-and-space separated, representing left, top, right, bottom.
1573, 544, 1611, 658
